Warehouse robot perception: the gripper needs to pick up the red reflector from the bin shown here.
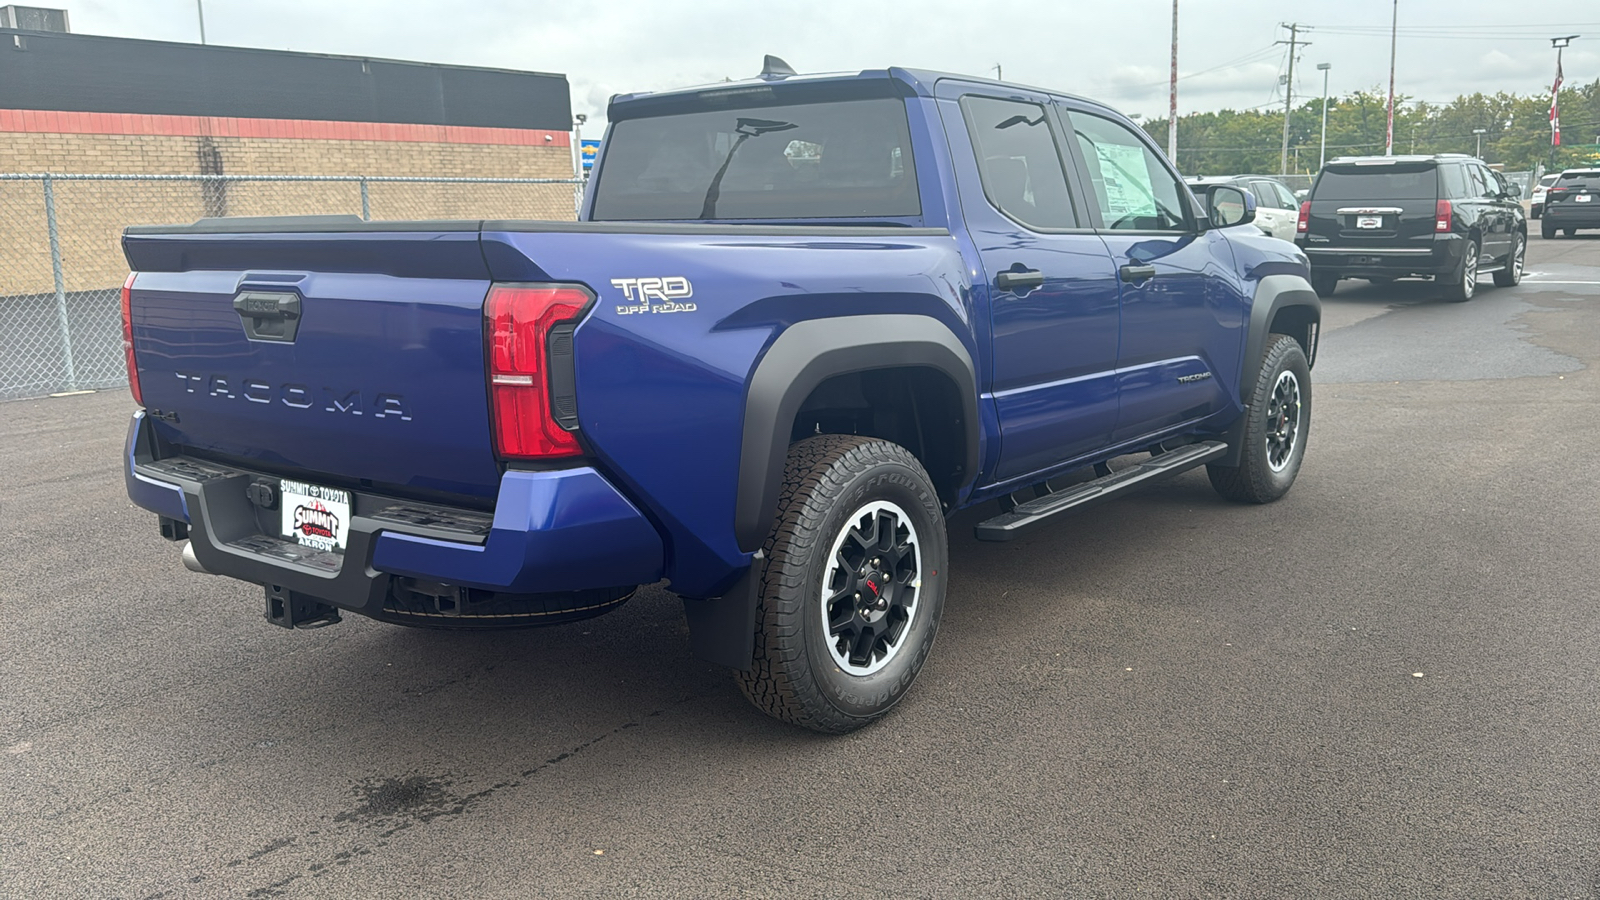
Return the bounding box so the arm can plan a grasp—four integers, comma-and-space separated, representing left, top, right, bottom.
485, 284, 588, 459
1297, 200, 1310, 233
121, 272, 143, 406
1435, 199, 1452, 232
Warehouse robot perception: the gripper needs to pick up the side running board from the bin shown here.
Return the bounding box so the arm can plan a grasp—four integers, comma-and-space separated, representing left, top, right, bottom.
973, 441, 1229, 542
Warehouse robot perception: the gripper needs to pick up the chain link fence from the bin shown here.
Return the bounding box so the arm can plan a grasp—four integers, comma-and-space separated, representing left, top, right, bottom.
0, 173, 584, 401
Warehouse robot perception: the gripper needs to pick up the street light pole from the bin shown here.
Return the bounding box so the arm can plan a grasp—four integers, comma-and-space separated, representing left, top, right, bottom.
196, 0, 207, 44
1472, 127, 1487, 158
1317, 62, 1331, 171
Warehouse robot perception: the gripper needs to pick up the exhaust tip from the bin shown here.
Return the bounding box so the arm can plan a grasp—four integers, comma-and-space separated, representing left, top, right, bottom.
181, 541, 212, 575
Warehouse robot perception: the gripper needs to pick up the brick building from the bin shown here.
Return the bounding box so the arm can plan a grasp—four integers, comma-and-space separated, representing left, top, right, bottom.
0, 20, 576, 186
0, 16, 579, 398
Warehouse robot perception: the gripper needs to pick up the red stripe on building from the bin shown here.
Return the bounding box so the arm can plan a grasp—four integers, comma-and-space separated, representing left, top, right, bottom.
0, 109, 570, 147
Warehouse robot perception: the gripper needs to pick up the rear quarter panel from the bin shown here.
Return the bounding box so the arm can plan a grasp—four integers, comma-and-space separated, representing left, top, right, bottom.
480, 227, 974, 597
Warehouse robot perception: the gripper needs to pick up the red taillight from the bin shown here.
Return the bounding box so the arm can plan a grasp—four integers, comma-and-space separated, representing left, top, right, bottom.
1297, 201, 1310, 233
1435, 199, 1452, 232
121, 272, 143, 405
485, 284, 588, 459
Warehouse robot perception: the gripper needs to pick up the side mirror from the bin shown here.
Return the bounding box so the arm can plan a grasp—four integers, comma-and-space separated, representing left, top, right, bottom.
1198, 184, 1256, 229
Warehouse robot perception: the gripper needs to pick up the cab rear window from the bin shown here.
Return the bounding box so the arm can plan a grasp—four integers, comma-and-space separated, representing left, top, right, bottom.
1313, 164, 1438, 201
591, 98, 920, 221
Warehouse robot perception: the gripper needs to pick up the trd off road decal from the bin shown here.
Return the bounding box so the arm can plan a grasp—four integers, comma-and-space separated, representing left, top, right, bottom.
612, 276, 697, 315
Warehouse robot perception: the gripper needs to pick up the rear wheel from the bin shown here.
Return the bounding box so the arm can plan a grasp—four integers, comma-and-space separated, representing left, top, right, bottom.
1493, 232, 1525, 288
1208, 334, 1311, 504
1566, 229, 1578, 237
737, 435, 947, 734
1542, 219, 1557, 240
1311, 272, 1339, 297
1440, 238, 1479, 302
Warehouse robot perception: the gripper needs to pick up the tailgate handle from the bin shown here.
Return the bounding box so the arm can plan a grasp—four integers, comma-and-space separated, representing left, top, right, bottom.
233, 291, 302, 342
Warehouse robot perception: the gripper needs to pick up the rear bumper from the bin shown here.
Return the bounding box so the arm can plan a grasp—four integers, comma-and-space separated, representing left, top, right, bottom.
123, 410, 664, 614
1298, 234, 1464, 277
1543, 204, 1600, 227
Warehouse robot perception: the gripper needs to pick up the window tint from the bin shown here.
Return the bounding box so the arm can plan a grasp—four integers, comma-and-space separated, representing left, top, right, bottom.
959, 96, 1077, 230
1068, 112, 1188, 231
1471, 165, 1499, 199
1314, 163, 1438, 201
1250, 180, 1293, 210
1270, 180, 1299, 209
1556, 170, 1600, 189
591, 98, 919, 221
1438, 164, 1469, 200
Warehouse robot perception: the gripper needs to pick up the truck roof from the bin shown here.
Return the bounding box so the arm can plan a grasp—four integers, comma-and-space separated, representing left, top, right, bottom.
607, 66, 1122, 122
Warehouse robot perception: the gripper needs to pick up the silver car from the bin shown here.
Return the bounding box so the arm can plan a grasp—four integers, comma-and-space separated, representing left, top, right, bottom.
1185, 175, 1300, 241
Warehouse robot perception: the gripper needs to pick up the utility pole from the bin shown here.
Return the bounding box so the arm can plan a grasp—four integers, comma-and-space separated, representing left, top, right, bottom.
1385, 0, 1397, 155
196, 0, 207, 44
993, 64, 1002, 81
1472, 127, 1487, 158
1277, 23, 1308, 176
1317, 62, 1331, 171
1168, 0, 1178, 161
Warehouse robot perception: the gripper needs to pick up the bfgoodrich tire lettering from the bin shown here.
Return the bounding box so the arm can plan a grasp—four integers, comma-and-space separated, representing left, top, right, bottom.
1207, 334, 1311, 504
736, 435, 947, 734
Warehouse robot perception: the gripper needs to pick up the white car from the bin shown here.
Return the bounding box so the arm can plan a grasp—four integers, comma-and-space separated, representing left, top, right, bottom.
1531, 174, 1559, 219
1185, 175, 1299, 241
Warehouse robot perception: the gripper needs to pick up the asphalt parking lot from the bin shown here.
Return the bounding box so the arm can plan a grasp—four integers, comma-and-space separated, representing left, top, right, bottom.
3, 233, 1599, 899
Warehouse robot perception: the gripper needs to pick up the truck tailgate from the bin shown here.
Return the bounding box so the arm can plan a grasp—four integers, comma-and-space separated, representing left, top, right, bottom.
123, 224, 502, 501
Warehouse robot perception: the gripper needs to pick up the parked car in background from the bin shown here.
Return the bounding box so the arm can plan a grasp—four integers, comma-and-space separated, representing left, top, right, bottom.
1186, 175, 1299, 241
1531, 173, 1559, 218
1541, 168, 1600, 238
1296, 153, 1526, 301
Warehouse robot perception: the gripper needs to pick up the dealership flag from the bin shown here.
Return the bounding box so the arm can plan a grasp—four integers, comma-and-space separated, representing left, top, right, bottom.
1551, 57, 1564, 146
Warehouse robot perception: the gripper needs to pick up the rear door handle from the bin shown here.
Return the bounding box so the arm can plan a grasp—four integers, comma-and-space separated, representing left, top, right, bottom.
995, 268, 1045, 291
1119, 264, 1157, 284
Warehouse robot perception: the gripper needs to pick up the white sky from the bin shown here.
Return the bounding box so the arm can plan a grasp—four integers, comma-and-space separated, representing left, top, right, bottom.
62, 0, 1600, 130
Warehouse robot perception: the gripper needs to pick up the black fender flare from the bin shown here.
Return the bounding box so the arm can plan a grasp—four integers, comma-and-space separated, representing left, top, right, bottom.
1241, 274, 1321, 394
734, 314, 980, 554
1218, 273, 1321, 467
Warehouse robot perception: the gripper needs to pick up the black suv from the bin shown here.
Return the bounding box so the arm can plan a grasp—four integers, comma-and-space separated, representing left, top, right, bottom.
1296, 153, 1526, 302
1541, 168, 1600, 239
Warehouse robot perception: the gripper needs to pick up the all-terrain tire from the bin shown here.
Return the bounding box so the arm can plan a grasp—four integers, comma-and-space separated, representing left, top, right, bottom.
1207, 334, 1311, 504
735, 435, 947, 734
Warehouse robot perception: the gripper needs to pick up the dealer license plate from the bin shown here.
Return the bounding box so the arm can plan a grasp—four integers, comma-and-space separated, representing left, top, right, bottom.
280, 480, 351, 554
1577, 194, 1593, 203
1356, 215, 1383, 229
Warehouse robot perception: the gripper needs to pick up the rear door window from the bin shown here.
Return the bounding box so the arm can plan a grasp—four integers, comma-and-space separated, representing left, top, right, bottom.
959, 95, 1078, 230
591, 98, 920, 221
1438, 164, 1470, 200
1314, 163, 1438, 201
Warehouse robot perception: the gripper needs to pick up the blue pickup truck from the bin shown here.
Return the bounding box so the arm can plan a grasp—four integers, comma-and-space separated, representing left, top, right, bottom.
122, 61, 1319, 733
